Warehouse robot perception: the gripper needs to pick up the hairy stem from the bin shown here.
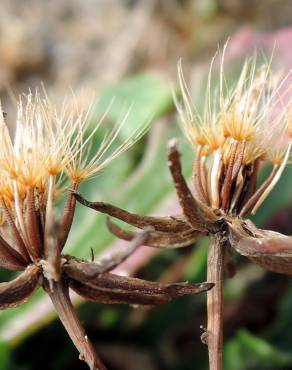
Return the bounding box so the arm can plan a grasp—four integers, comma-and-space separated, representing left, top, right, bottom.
46, 281, 107, 370
207, 235, 225, 370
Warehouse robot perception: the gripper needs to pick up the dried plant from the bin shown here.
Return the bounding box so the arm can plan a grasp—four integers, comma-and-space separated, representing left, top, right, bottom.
74, 52, 292, 370
0, 92, 214, 370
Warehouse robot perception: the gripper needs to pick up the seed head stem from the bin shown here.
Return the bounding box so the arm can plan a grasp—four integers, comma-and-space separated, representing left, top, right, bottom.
46, 281, 107, 370
207, 235, 225, 370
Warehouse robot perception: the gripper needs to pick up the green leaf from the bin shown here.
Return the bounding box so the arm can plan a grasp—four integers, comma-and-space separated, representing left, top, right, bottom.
96, 73, 175, 140
184, 236, 209, 282
224, 329, 292, 370
252, 166, 292, 226
267, 281, 292, 351
0, 341, 10, 370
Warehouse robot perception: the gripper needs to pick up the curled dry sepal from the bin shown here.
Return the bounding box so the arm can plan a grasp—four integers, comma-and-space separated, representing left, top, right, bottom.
74, 52, 292, 370
0, 93, 213, 370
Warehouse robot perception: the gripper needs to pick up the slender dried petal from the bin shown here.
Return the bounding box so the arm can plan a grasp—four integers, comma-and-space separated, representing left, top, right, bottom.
72, 191, 190, 232
107, 218, 203, 248
0, 265, 41, 309
59, 182, 79, 251
228, 219, 292, 274
251, 144, 291, 215
221, 141, 238, 211
168, 140, 217, 230
26, 186, 42, 259
239, 165, 278, 216
0, 234, 27, 271
1, 198, 30, 261
69, 272, 214, 305
193, 146, 209, 203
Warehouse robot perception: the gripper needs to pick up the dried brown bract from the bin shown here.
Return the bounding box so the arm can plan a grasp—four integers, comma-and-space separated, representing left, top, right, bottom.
0, 92, 213, 370
74, 52, 292, 370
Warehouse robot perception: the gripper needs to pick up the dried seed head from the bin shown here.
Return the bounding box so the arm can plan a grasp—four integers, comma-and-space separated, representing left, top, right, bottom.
176, 51, 291, 216
65, 105, 149, 183
0, 89, 149, 260
176, 59, 224, 153
0, 90, 148, 186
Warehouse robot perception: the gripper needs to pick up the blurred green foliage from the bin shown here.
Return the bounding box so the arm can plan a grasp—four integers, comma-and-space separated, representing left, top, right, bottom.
224, 330, 292, 370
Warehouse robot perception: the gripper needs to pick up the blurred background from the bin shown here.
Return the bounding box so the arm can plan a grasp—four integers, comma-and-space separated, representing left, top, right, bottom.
1, 1, 292, 369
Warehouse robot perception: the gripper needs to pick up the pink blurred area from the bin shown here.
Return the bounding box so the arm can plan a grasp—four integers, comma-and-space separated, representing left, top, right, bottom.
228, 26, 292, 71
